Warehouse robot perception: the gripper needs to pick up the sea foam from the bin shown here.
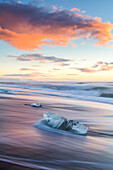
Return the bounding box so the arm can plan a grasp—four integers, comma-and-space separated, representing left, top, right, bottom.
1, 81, 113, 105
0, 88, 16, 94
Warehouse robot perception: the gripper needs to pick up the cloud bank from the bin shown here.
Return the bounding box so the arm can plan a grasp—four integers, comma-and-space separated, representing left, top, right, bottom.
8, 53, 71, 64
75, 61, 113, 73
4, 72, 46, 77
20, 68, 36, 71
0, 2, 113, 50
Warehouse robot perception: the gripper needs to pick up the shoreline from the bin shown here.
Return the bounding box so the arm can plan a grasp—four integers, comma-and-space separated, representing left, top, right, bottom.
1, 81, 113, 105
0, 92, 113, 110
1, 93, 113, 169
0, 160, 36, 170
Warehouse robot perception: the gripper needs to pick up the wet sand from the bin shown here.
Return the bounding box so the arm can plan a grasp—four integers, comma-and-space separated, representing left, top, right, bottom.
0, 161, 36, 170
1, 94, 113, 169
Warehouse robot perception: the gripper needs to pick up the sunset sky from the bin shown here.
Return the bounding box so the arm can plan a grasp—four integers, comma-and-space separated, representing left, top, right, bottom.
0, 0, 113, 82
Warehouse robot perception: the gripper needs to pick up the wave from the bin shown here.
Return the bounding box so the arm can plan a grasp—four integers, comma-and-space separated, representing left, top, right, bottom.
92, 86, 110, 90
0, 81, 113, 105
100, 92, 113, 98
0, 88, 16, 94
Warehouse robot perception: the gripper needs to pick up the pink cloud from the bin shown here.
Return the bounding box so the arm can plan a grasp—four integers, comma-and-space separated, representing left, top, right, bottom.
0, 3, 113, 50
70, 40, 77, 47
52, 5, 57, 10
70, 8, 80, 12
81, 10, 85, 13
32, 65, 40, 67
75, 61, 113, 73
81, 42, 85, 45
53, 68, 61, 70
18, 1, 21, 3
71, 8, 85, 13
20, 68, 36, 71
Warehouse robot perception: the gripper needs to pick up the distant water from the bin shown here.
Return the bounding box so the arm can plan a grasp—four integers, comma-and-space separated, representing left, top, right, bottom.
0, 81, 113, 104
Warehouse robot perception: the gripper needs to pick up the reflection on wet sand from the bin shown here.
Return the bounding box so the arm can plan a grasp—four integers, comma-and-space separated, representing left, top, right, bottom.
1, 95, 113, 169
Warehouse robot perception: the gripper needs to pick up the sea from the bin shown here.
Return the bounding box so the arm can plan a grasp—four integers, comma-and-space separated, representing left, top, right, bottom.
0, 81, 113, 105
0, 81, 113, 169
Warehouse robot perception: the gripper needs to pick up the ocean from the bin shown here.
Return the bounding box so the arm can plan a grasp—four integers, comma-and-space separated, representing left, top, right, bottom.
0, 81, 113, 169
0, 81, 113, 104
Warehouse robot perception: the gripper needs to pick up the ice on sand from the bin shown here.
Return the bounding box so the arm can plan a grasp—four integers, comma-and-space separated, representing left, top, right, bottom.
42, 112, 88, 134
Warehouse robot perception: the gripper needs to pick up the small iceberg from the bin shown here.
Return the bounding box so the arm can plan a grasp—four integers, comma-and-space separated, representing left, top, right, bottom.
24, 102, 42, 107
31, 103, 42, 107
41, 112, 88, 135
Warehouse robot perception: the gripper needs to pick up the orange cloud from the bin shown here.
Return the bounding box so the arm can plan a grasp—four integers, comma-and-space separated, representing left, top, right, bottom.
52, 5, 57, 10
70, 40, 77, 47
81, 10, 85, 13
81, 42, 85, 45
70, 8, 80, 12
76, 67, 98, 73
32, 65, 40, 67
71, 8, 85, 13
53, 68, 61, 70
0, 3, 113, 50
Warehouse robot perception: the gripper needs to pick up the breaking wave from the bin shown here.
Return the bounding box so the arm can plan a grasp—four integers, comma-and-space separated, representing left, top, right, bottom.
0, 81, 113, 104
100, 92, 113, 98
0, 88, 16, 94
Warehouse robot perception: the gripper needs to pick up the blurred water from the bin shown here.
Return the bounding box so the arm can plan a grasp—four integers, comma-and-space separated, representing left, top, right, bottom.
0, 81, 113, 105
1, 92, 113, 169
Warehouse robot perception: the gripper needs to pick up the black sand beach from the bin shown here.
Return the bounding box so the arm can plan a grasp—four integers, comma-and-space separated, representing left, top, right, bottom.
1, 0, 113, 169
1, 94, 113, 169
0, 161, 36, 170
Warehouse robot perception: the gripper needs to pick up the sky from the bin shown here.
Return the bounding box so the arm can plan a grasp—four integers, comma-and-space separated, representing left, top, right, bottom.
0, 0, 113, 82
